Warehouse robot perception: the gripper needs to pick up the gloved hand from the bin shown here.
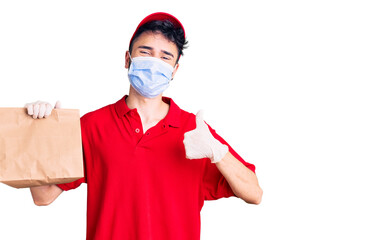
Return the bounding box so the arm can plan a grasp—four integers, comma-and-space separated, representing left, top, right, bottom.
25, 100, 61, 119
183, 110, 229, 163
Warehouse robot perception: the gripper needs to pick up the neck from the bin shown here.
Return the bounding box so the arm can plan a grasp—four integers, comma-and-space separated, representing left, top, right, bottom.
126, 87, 169, 126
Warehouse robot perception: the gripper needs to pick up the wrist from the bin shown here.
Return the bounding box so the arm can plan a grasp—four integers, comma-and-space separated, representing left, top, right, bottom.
210, 139, 229, 163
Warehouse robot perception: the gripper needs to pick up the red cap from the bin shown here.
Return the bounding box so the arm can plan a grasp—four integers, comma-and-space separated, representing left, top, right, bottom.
129, 12, 186, 49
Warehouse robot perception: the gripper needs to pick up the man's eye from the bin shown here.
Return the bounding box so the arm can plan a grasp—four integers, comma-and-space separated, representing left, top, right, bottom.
140, 51, 150, 55
162, 56, 170, 60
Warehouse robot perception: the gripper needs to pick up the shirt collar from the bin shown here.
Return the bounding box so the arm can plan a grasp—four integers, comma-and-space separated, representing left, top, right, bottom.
162, 96, 181, 128
114, 95, 181, 128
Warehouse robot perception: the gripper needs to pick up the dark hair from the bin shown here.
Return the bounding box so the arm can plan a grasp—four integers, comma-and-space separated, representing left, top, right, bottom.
129, 20, 188, 64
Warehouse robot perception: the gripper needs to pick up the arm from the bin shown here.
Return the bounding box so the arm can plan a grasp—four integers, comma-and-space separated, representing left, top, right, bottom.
183, 110, 263, 204
25, 100, 63, 206
215, 152, 262, 204
30, 185, 63, 206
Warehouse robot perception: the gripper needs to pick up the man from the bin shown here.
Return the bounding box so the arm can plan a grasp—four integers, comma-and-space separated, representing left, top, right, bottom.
27, 12, 262, 240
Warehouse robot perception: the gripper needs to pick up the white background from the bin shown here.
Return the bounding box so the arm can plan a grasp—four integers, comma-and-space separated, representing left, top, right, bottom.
0, 0, 390, 239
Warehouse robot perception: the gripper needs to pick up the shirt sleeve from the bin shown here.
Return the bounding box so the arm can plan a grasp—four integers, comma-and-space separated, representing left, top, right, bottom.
57, 115, 89, 191
57, 177, 85, 191
202, 124, 256, 201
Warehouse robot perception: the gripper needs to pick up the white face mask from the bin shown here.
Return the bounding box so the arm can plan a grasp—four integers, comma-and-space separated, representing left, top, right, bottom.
127, 57, 174, 98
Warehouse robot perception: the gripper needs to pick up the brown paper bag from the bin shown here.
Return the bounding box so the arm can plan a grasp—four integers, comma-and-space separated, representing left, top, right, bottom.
0, 108, 83, 188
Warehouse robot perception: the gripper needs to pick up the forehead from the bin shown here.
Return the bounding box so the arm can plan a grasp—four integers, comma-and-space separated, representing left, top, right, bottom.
131, 31, 178, 57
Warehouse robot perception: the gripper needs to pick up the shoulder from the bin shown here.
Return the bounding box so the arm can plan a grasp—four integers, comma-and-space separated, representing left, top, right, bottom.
173, 101, 216, 132
80, 103, 115, 128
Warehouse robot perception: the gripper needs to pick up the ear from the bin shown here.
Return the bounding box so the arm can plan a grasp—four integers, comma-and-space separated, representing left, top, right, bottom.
125, 51, 131, 68
171, 63, 180, 80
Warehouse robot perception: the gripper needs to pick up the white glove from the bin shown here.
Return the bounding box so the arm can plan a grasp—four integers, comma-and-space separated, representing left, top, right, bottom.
183, 110, 229, 163
25, 100, 61, 119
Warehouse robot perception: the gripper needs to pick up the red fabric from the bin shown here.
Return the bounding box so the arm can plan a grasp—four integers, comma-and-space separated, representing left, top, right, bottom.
57, 95, 256, 240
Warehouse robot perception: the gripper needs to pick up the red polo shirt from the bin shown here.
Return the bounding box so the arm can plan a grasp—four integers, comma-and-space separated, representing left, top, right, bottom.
57, 95, 256, 240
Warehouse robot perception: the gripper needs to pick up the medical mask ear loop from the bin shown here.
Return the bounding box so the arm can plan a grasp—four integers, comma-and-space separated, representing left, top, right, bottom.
127, 51, 132, 69
171, 64, 178, 81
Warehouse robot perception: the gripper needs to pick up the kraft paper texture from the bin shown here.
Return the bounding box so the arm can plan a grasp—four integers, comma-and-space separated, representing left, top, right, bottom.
0, 108, 83, 188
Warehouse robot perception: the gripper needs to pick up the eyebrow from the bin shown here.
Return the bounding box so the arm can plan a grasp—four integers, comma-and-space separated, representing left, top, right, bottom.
162, 50, 174, 58
137, 45, 174, 58
138, 45, 153, 51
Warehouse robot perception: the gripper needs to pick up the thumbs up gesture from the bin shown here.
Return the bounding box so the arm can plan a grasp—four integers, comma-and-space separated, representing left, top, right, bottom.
183, 110, 229, 163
